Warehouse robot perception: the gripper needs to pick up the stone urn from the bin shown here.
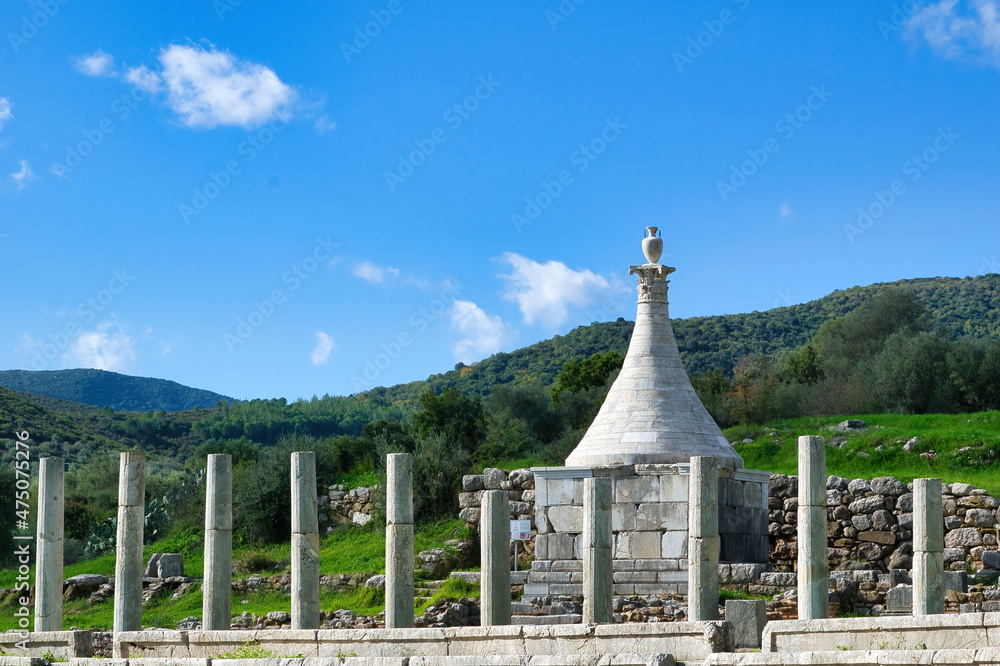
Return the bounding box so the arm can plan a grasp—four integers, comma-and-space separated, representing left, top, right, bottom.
642, 226, 662, 264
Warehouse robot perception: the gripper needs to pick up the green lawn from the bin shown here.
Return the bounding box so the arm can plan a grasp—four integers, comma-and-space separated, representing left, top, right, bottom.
729, 411, 1000, 494
0, 518, 469, 631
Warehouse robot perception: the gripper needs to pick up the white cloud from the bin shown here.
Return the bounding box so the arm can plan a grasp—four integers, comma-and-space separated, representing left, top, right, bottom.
138, 43, 297, 128
311, 331, 336, 365
498, 252, 612, 328
65, 321, 135, 371
907, 0, 1000, 65
10, 159, 34, 191
72, 50, 116, 77
450, 300, 514, 364
125, 64, 163, 93
351, 261, 401, 284
0, 98, 12, 131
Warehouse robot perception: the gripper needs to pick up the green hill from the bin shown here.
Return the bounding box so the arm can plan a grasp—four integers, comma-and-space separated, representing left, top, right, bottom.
0, 368, 231, 412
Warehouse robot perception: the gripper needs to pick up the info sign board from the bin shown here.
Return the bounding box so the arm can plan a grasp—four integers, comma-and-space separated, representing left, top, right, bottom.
510, 519, 531, 541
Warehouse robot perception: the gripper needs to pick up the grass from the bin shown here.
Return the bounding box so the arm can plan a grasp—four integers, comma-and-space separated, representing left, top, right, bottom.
0, 518, 468, 631
719, 588, 771, 604
728, 410, 1000, 495
414, 577, 480, 616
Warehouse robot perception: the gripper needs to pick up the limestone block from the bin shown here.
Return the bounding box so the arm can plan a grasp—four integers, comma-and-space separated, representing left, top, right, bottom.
744, 481, 764, 509
725, 599, 766, 649
631, 531, 662, 559
797, 504, 828, 620
535, 534, 549, 560
546, 478, 582, 507
114, 503, 145, 633
291, 531, 320, 629
614, 532, 632, 560
945, 528, 982, 549
615, 476, 659, 504
688, 536, 719, 621
548, 505, 584, 534
613, 503, 637, 531
689, 457, 718, 537
661, 531, 687, 559
535, 507, 552, 534
547, 533, 575, 560
635, 503, 687, 531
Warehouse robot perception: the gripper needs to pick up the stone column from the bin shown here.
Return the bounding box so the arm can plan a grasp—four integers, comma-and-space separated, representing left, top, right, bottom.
797, 436, 828, 620
583, 477, 613, 624
688, 456, 719, 621
386, 453, 414, 628
913, 478, 944, 615
291, 452, 320, 630
114, 452, 145, 634
35, 457, 64, 632
481, 490, 511, 626
203, 454, 232, 630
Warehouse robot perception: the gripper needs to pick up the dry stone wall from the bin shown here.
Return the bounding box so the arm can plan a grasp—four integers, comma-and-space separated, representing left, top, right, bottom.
768, 474, 1000, 574
459, 468, 536, 531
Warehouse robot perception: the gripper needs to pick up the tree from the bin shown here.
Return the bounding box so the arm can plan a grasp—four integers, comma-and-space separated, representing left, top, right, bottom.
552, 351, 624, 402
413, 388, 484, 453
874, 331, 949, 413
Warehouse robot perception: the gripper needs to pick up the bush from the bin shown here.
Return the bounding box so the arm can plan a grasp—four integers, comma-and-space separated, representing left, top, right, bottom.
412, 434, 469, 521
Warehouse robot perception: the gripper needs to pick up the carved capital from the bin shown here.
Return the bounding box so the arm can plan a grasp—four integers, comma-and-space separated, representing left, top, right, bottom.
629, 263, 675, 304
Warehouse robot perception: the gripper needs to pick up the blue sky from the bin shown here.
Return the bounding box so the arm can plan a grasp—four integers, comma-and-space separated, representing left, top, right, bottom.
1, 1, 998, 401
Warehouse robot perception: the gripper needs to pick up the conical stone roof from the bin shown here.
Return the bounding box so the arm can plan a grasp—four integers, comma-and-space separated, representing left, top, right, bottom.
564, 229, 743, 469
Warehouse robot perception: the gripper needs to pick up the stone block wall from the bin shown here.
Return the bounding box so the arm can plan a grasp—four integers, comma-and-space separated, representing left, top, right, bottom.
458, 468, 536, 531
769, 474, 1000, 574
525, 463, 770, 597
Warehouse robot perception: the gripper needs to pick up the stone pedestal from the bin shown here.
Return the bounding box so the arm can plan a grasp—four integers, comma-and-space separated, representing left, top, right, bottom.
291, 452, 319, 630
481, 490, 511, 626
913, 478, 944, 615
203, 454, 232, 630
688, 456, 719, 621
114, 452, 145, 634
35, 457, 64, 632
386, 453, 414, 629
582, 477, 612, 624
526, 463, 769, 598
797, 436, 828, 620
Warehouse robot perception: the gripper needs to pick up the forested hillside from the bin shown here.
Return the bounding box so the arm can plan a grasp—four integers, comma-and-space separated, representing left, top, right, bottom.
0, 369, 231, 412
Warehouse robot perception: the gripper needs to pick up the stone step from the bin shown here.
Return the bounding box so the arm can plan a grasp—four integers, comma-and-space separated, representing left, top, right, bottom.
512, 613, 583, 625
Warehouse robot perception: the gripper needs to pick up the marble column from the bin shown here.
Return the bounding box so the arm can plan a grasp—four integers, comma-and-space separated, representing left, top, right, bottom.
203, 454, 232, 630
688, 457, 719, 621
291, 452, 320, 630
386, 453, 414, 628
34, 457, 64, 632
582, 477, 613, 624
913, 478, 944, 615
114, 452, 145, 634
481, 490, 511, 626
797, 436, 828, 620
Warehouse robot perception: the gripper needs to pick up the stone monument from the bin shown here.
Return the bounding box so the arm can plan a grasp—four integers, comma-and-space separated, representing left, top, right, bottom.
526, 227, 770, 599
